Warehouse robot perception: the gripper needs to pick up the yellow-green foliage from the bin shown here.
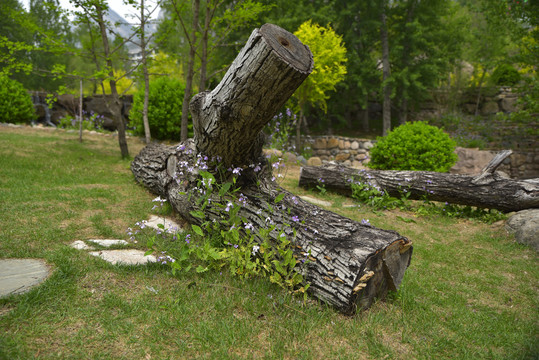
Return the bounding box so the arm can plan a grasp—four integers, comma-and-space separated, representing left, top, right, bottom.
101, 69, 136, 95
293, 21, 347, 113
148, 51, 184, 81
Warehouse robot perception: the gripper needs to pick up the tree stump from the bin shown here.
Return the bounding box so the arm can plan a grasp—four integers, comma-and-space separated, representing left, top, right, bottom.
131, 24, 413, 315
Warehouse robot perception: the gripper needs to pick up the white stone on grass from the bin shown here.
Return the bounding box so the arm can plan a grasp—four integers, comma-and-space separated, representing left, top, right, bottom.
0, 259, 51, 298
299, 196, 332, 207
87, 239, 129, 247
70, 240, 95, 250
146, 215, 182, 233
89, 249, 157, 265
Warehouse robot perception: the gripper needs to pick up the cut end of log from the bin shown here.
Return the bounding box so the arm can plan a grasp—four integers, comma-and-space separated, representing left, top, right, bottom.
259, 23, 313, 74
352, 238, 413, 314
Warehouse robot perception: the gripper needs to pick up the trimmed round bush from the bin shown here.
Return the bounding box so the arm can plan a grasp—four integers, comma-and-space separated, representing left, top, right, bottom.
0, 75, 35, 124
369, 121, 458, 172
130, 77, 185, 140
490, 64, 521, 86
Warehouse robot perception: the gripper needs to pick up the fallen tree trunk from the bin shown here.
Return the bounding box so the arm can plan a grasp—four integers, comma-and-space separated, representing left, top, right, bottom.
131, 24, 412, 315
299, 151, 539, 212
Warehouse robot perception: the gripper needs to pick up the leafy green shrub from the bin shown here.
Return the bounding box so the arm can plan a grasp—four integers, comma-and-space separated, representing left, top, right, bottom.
490, 64, 521, 86
369, 121, 458, 172
129, 77, 185, 140
0, 75, 35, 124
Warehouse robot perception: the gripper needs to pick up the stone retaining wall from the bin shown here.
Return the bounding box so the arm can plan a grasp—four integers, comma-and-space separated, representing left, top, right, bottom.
301, 135, 374, 168
299, 135, 539, 179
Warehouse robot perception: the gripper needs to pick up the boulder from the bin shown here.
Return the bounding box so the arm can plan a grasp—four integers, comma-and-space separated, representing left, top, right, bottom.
350, 141, 359, 150
327, 138, 339, 149
450, 147, 496, 175
505, 209, 539, 252
481, 101, 500, 115
312, 138, 327, 150
283, 152, 297, 163
307, 157, 322, 166
362, 141, 374, 150
335, 153, 351, 162
500, 97, 519, 113
56, 93, 77, 111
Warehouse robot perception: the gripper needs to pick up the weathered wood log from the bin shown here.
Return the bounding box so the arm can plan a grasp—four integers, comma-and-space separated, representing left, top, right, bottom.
298, 151, 539, 212
190, 23, 313, 168
131, 24, 413, 315
132, 141, 412, 314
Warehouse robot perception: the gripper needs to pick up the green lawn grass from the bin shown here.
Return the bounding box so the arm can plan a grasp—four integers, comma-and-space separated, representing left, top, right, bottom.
1, 126, 537, 359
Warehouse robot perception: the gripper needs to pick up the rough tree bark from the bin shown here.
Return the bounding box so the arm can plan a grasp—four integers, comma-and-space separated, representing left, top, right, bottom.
298, 151, 539, 212
132, 24, 413, 315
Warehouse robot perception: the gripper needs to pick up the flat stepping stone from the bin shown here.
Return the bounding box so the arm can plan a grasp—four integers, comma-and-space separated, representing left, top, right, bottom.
0, 259, 51, 298
87, 239, 129, 247
300, 196, 332, 207
89, 249, 157, 265
146, 215, 183, 233
70, 240, 95, 250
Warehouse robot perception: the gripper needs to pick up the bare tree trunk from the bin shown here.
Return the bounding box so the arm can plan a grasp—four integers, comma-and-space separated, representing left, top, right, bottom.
381, 5, 391, 136
361, 94, 370, 133
180, 0, 200, 141
132, 24, 413, 314
298, 151, 539, 212
79, 79, 83, 143
95, 4, 129, 158
399, 97, 408, 125
474, 67, 487, 116
295, 105, 304, 152
397, 1, 415, 127
140, 0, 152, 144
199, 1, 211, 92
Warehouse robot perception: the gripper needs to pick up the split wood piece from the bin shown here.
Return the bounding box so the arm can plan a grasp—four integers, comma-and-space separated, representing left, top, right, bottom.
298, 151, 539, 212
131, 141, 413, 315
131, 24, 413, 314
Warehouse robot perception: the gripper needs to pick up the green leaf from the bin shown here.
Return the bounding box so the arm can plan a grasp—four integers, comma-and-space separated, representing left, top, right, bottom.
274, 193, 286, 203
219, 182, 232, 196
190, 210, 205, 219
196, 265, 208, 273
396, 215, 417, 223
192, 225, 204, 236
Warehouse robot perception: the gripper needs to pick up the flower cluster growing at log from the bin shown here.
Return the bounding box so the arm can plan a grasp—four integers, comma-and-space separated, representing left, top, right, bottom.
128, 148, 313, 297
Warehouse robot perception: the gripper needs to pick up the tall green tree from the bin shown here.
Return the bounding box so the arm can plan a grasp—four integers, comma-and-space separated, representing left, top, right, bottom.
0, 0, 33, 76
26, 0, 72, 91
390, 0, 466, 124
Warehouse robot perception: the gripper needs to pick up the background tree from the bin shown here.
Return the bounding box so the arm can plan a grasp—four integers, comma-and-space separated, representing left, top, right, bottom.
157, 0, 272, 140
292, 20, 347, 150
390, 0, 466, 125
26, 0, 72, 91
70, 0, 133, 158
0, 0, 34, 77
128, 0, 162, 144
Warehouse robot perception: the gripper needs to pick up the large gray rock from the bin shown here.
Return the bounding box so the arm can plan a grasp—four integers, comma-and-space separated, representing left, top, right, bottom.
450, 147, 496, 175
505, 209, 539, 251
